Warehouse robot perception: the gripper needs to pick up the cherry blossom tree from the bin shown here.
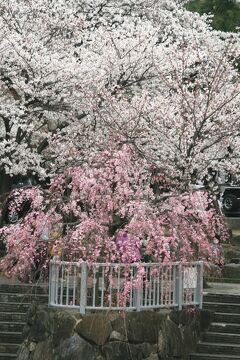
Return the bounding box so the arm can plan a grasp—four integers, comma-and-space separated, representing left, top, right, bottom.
0, 142, 228, 280
0, 0, 160, 187
95, 24, 240, 188
0, 0, 239, 194
0, 0, 238, 285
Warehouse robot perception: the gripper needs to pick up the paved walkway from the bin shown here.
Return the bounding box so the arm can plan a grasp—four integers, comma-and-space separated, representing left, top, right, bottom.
204, 282, 240, 295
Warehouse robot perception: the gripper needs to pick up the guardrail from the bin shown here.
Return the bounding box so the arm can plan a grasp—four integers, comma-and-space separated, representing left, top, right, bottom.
48, 260, 203, 314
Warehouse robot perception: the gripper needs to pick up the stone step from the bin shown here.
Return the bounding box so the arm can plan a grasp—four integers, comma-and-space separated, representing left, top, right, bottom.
203, 293, 240, 304
0, 322, 25, 333
0, 354, 16, 359
0, 283, 48, 359
203, 302, 240, 314
0, 332, 23, 344
0, 284, 48, 295
197, 342, 240, 356
0, 344, 19, 354
0, 303, 30, 313
190, 353, 240, 360
213, 312, 240, 324
0, 293, 48, 304
0, 312, 26, 322
202, 332, 240, 344
209, 322, 240, 334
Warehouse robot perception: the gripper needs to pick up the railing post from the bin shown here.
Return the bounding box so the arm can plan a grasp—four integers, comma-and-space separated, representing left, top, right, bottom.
135, 286, 141, 312
196, 261, 203, 309
173, 264, 178, 307
178, 264, 183, 310
48, 261, 53, 306
80, 262, 87, 314
49, 259, 59, 306
173, 264, 182, 309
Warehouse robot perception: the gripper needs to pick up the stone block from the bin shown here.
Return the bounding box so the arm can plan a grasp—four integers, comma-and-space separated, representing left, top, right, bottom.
103, 341, 129, 360
144, 355, 159, 360
199, 310, 212, 331
52, 310, 77, 347
158, 319, 183, 357
33, 340, 53, 360
111, 311, 166, 343
128, 343, 154, 359
75, 313, 112, 346
16, 343, 30, 360
29, 309, 52, 342
104, 342, 154, 360
169, 309, 198, 326
54, 333, 96, 360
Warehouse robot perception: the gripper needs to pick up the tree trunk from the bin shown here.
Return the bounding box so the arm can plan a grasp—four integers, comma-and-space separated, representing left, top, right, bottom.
0, 171, 12, 197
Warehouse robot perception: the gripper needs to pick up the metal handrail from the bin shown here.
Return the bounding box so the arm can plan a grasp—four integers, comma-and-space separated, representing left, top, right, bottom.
48, 259, 203, 314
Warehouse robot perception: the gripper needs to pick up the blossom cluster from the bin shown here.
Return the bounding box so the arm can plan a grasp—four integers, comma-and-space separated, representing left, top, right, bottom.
0, 143, 229, 280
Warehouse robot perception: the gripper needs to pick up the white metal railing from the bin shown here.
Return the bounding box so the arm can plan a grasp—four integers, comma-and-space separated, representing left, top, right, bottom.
48, 260, 203, 314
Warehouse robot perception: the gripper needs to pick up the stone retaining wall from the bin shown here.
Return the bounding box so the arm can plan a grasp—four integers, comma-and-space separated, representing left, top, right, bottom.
16, 304, 211, 360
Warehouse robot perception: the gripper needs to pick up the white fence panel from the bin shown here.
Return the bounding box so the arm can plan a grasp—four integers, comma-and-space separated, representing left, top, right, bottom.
48, 260, 203, 314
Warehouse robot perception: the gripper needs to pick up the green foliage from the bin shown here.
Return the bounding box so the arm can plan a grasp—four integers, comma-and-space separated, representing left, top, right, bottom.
186, 0, 240, 32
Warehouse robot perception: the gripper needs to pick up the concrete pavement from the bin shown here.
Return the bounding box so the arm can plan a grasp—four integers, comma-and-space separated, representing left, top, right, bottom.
204, 282, 240, 295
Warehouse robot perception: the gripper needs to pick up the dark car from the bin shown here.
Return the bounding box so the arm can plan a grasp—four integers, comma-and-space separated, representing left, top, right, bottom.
220, 186, 240, 216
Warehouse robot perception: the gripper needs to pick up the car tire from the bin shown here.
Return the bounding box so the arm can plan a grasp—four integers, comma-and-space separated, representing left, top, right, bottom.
223, 194, 239, 211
